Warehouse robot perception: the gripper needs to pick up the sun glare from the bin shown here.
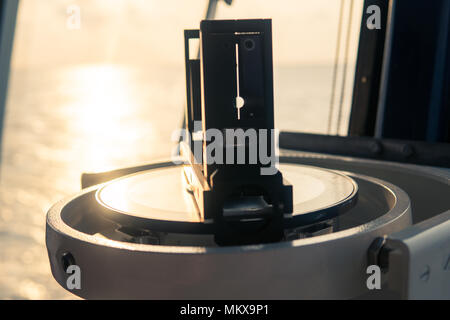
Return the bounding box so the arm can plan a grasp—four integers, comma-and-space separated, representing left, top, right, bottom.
60, 64, 148, 172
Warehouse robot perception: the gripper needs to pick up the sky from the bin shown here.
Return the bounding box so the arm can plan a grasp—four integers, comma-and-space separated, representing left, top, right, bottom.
11, 0, 363, 69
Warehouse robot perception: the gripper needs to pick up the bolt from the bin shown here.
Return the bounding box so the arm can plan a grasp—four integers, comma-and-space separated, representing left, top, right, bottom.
420, 265, 430, 282
368, 237, 389, 272
61, 252, 76, 272
243, 39, 255, 51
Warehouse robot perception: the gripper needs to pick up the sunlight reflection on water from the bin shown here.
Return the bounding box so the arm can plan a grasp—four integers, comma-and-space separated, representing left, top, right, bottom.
62, 65, 156, 172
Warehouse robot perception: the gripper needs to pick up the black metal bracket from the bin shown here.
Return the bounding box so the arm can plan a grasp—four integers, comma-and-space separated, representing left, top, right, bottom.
181, 19, 293, 246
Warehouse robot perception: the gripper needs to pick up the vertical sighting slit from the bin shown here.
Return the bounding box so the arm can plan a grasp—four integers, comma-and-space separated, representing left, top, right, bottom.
235, 43, 244, 119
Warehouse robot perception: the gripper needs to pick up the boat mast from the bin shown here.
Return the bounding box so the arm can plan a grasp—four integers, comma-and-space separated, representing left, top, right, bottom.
0, 0, 19, 163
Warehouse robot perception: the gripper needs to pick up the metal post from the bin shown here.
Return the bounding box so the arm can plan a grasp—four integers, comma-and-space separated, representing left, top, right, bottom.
348, 0, 390, 137
0, 0, 19, 161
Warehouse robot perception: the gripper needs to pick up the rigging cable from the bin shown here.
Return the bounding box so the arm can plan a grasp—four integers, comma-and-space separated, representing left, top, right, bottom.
336, 0, 355, 135
327, 0, 346, 134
